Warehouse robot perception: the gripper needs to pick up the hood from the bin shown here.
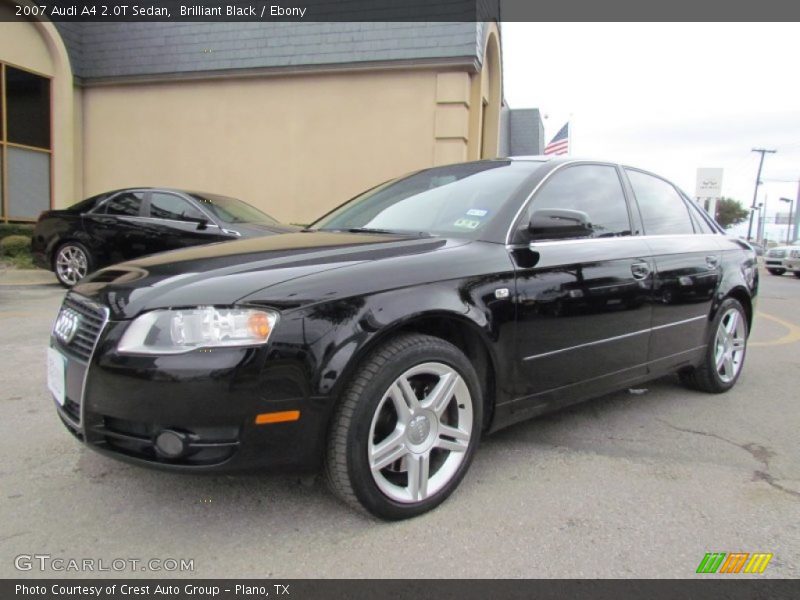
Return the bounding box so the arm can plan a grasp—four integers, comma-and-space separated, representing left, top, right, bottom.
225, 221, 301, 236
72, 231, 452, 319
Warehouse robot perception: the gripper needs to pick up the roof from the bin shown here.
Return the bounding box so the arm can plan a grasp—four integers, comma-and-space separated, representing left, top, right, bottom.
54, 22, 488, 83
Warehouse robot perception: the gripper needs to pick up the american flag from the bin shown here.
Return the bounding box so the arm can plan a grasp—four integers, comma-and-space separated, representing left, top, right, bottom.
544, 122, 570, 155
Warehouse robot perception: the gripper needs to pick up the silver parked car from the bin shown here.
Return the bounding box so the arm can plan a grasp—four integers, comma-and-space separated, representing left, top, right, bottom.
765, 241, 800, 276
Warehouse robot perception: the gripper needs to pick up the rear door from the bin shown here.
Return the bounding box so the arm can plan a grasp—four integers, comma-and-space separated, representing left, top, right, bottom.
624, 168, 721, 370
511, 163, 655, 411
83, 191, 148, 265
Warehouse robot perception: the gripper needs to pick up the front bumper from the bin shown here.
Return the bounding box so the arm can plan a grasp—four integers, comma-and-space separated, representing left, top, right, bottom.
783, 259, 800, 272
52, 302, 333, 473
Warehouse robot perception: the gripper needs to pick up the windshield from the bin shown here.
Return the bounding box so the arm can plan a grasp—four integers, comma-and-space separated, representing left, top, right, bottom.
311, 161, 541, 238
189, 192, 278, 224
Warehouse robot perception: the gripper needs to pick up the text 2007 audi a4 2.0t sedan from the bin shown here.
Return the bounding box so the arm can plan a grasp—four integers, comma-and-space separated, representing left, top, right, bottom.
47, 158, 758, 519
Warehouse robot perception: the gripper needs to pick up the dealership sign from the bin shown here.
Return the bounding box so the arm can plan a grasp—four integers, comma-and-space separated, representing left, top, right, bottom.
696, 168, 724, 198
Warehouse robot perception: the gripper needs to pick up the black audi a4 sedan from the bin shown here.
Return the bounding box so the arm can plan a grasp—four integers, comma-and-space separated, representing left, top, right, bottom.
32, 188, 296, 287
48, 158, 758, 519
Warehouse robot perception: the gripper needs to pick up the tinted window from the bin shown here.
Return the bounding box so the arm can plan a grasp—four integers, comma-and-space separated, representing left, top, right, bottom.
627, 170, 694, 235
313, 161, 540, 238
686, 200, 716, 233
524, 165, 631, 238
103, 192, 143, 217
149, 193, 205, 222
5, 66, 51, 149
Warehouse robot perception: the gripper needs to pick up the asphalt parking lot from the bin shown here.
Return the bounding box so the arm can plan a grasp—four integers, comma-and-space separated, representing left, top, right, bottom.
0, 271, 798, 579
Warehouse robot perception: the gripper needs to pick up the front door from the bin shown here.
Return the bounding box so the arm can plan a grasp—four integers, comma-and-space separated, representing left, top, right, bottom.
511, 164, 654, 412
142, 192, 230, 255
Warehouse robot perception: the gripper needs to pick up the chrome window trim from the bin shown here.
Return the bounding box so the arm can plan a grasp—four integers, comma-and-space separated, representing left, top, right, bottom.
506, 232, 719, 251
140, 215, 221, 228
522, 315, 707, 362
86, 190, 147, 217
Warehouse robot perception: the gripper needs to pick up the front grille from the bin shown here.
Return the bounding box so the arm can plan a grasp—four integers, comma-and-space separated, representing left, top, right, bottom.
55, 295, 108, 361
767, 249, 786, 258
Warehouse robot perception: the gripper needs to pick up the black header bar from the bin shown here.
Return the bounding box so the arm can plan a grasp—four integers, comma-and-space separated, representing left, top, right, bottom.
4, 0, 800, 22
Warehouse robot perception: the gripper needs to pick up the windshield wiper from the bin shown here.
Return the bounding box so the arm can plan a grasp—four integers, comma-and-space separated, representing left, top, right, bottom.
345, 227, 431, 237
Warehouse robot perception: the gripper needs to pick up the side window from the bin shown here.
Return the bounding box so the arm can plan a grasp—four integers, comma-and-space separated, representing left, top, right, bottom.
685, 195, 716, 233
626, 170, 695, 235
522, 165, 631, 238
148, 193, 205, 222
103, 192, 144, 217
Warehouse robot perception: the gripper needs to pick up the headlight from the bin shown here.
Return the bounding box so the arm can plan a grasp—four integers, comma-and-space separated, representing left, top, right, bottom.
118, 306, 278, 354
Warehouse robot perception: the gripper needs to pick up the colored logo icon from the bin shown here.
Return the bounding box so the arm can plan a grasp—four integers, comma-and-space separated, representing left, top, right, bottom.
696, 552, 773, 574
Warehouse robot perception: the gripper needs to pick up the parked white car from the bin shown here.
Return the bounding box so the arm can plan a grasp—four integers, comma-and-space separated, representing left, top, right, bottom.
765, 241, 800, 276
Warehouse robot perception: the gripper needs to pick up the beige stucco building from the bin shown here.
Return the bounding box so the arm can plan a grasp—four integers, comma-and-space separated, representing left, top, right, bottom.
0, 8, 539, 225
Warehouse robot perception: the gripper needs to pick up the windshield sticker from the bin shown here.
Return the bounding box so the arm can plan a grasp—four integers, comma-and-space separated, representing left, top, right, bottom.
466, 209, 488, 217
454, 218, 481, 230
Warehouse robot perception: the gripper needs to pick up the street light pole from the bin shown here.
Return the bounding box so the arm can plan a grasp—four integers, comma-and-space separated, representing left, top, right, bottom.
746, 148, 777, 241
780, 197, 795, 244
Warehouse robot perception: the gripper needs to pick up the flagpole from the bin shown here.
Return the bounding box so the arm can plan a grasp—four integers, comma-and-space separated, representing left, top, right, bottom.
568, 112, 574, 156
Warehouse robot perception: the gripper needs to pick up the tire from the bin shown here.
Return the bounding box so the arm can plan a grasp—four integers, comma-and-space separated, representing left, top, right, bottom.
325, 333, 482, 520
794, 272, 800, 279
680, 297, 748, 393
53, 241, 94, 288
767, 268, 785, 276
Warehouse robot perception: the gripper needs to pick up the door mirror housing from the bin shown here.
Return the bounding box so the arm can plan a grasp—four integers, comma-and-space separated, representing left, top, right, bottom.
529, 208, 593, 240
184, 216, 209, 230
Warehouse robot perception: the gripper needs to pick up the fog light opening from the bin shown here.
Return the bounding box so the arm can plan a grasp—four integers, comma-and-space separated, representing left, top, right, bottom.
154, 429, 189, 458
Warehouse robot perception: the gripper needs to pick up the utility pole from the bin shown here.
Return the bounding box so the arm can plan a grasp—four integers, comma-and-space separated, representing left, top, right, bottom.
746, 148, 777, 241
795, 178, 800, 242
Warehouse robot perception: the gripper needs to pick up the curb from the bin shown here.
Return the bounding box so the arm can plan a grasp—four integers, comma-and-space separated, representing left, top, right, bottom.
0, 268, 58, 286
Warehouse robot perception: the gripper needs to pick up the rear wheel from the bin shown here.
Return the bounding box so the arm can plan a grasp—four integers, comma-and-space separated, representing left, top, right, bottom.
767, 268, 785, 276
794, 271, 800, 279
53, 242, 93, 288
326, 333, 482, 520
681, 298, 748, 393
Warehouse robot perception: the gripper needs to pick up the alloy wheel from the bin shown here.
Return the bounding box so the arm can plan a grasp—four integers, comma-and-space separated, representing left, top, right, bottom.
367, 362, 473, 504
55, 245, 88, 286
714, 308, 746, 383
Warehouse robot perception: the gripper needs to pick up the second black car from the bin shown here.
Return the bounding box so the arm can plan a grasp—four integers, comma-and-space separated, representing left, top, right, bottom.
32, 188, 296, 287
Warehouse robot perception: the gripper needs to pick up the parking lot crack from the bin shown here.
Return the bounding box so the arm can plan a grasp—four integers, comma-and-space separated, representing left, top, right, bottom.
659, 420, 800, 501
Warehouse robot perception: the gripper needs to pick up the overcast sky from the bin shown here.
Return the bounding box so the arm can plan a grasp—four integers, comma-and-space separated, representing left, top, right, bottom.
502, 23, 800, 240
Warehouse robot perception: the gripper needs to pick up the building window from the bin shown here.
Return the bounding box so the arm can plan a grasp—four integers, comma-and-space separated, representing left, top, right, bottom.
1, 63, 52, 222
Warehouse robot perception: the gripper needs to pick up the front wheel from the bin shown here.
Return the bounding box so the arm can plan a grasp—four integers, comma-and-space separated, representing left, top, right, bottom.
53, 242, 94, 288
680, 298, 748, 393
326, 333, 482, 520
794, 271, 800, 279
767, 268, 785, 276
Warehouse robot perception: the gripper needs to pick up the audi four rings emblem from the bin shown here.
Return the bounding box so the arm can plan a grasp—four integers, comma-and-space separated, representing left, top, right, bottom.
54, 309, 81, 344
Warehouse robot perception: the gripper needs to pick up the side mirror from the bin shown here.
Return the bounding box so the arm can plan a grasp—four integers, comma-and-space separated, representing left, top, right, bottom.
529, 208, 593, 240
184, 216, 209, 230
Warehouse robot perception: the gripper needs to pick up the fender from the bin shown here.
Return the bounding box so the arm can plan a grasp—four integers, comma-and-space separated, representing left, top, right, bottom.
710, 238, 758, 332
290, 279, 514, 406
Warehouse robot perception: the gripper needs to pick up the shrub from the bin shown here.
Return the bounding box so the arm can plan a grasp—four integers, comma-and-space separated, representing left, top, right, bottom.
0, 235, 32, 257
0, 223, 35, 240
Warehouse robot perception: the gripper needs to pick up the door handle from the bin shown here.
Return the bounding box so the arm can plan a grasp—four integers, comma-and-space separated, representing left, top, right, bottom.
631, 262, 651, 279
705, 255, 719, 269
